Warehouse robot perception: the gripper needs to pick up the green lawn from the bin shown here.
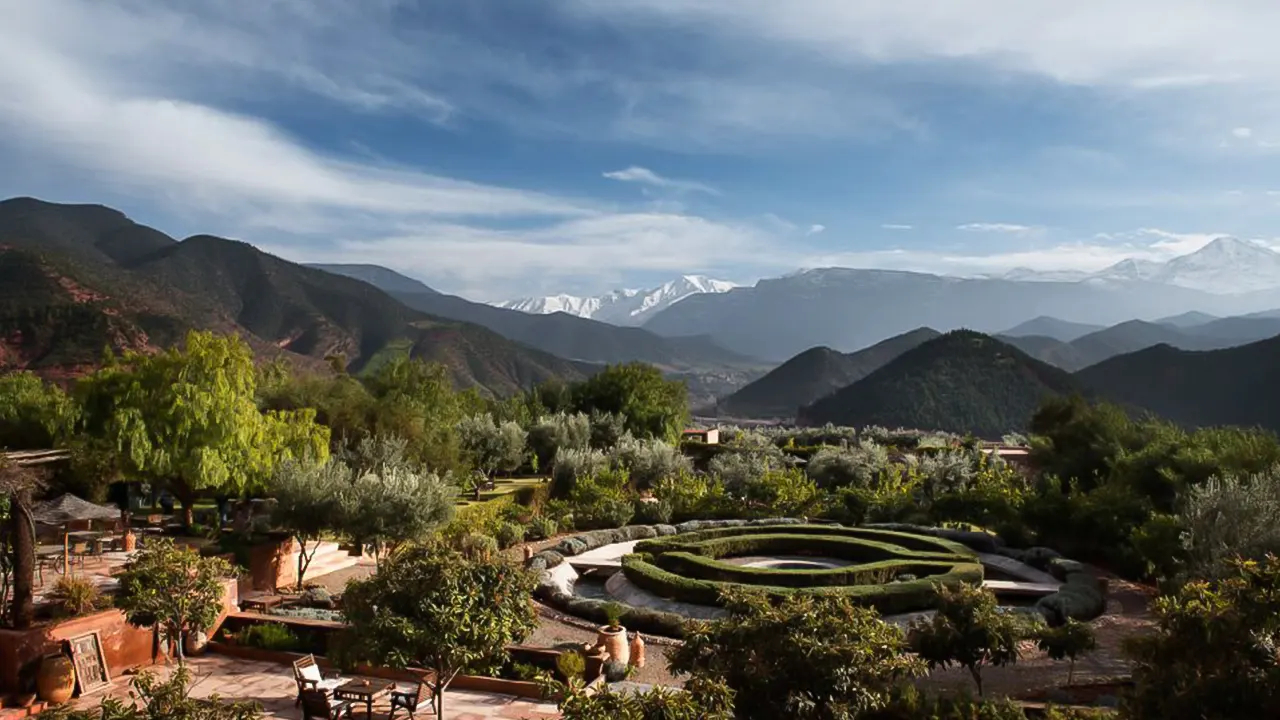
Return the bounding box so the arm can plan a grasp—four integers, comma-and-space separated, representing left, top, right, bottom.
455, 476, 547, 507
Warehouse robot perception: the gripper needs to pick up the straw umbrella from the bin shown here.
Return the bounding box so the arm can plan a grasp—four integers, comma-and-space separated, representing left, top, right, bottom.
30, 494, 123, 575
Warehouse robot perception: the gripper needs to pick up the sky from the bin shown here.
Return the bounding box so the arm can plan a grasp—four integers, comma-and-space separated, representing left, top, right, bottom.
3, 1, 1280, 301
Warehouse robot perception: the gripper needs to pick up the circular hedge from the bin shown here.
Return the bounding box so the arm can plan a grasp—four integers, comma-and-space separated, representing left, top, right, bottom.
622, 524, 984, 615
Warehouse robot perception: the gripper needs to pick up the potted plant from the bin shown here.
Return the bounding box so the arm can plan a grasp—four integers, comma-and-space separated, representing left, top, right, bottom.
595, 603, 630, 665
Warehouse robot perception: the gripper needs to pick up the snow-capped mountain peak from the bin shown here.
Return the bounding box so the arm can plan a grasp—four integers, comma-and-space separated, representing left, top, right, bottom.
495, 275, 738, 326
1003, 236, 1280, 294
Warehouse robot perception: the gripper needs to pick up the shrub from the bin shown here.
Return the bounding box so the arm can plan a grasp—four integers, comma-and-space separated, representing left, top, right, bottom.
49, 575, 103, 617
1036, 618, 1097, 685
236, 622, 299, 651
298, 587, 334, 609
529, 413, 592, 470
1179, 467, 1280, 581
526, 515, 559, 541
496, 521, 526, 549
556, 650, 587, 682
550, 447, 609, 499
459, 532, 500, 560
633, 498, 673, 525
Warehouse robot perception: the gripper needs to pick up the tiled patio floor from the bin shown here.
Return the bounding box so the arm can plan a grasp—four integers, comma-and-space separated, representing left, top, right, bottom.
68, 656, 561, 719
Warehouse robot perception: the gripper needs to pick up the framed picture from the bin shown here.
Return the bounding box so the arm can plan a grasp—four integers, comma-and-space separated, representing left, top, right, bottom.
68, 631, 111, 696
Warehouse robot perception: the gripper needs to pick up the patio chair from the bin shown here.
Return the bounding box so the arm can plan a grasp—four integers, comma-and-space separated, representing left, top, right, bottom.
300, 689, 351, 720
389, 679, 435, 719
292, 654, 347, 707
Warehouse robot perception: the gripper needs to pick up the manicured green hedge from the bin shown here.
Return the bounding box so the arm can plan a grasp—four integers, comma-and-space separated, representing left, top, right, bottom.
636, 524, 977, 560
653, 552, 965, 589
621, 553, 983, 615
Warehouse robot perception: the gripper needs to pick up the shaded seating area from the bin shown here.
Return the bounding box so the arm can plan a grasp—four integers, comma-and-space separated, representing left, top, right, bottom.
31, 493, 128, 575
292, 654, 350, 707
389, 680, 436, 719
300, 689, 353, 720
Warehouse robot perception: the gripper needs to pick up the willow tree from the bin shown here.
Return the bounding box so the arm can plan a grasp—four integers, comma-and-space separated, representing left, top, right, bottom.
76, 331, 330, 527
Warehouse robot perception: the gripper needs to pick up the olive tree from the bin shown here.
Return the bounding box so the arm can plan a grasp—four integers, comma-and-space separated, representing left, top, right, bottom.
339, 542, 538, 717
527, 412, 591, 470
268, 459, 348, 589
1179, 468, 1280, 580
669, 589, 925, 719
610, 434, 691, 490
338, 464, 456, 566
114, 539, 233, 663
457, 414, 527, 479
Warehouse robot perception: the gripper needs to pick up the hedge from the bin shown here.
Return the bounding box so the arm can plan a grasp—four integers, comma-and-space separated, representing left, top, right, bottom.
621, 552, 984, 616
652, 551, 966, 589
637, 524, 977, 559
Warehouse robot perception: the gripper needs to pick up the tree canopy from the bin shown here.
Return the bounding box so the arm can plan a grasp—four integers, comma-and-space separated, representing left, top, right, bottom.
570, 363, 689, 442
76, 331, 329, 524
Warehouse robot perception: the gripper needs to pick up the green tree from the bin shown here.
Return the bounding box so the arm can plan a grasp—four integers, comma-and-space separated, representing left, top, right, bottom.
362, 357, 469, 473
77, 331, 330, 527
1036, 618, 1097, 685
457, 414, 527, 479
669, 589, 926, 719
338, 542, 538, 717
0, 371, 77, 449
268, 459, 348, 589
114, 538, 233, 663
1123, 555, 1280, 719
909, 583, 1028, 697
570, 363, 689, 442
337, 463, 456, 566
1179, 468, 1280, 580
528, 412, 591, 470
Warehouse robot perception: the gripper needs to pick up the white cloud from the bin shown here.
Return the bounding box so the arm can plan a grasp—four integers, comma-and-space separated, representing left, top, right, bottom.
268, 213, 786, 300
1233, 127, 1255, 138
603, 166, 720, 195
956, 223, 1038, 234
569, 1, 1280, 90
806, 224, 826, 235
881, 224, 914, 231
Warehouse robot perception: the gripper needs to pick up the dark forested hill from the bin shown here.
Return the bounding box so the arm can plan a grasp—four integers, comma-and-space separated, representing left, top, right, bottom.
799, 330, 1081, 437
1074, 337, 1280, 430
0, 197, 588, 395
717, 328, 940, 418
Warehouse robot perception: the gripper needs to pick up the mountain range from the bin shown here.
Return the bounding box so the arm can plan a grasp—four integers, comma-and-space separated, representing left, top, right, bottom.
495, 275, 737, 326
0, 198, 590, 395
792, 329, 1280, 436
992, 237, 1280, 294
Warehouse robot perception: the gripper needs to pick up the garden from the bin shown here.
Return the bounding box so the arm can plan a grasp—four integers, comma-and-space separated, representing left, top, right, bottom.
3, 331, 1280, 718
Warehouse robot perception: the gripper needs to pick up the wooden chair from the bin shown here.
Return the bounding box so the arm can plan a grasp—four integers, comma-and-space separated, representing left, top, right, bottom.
300, 689, 351, 720
389, 680, 435, 719
292, 654, 347, 707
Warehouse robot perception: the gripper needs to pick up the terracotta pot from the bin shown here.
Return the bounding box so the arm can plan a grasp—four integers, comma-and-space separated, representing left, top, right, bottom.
596, 626, 630, 665
122, 530, 137, 552
629, 633, 646, 668
37, 654, 76, 705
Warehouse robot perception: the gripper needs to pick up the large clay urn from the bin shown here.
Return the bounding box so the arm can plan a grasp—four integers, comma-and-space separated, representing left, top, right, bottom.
37, 654, 76, 704
629, 633, 646, 668
596, 625, 630, 665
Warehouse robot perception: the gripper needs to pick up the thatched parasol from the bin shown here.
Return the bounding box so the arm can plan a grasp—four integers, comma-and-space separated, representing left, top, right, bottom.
31, 494, 123, 574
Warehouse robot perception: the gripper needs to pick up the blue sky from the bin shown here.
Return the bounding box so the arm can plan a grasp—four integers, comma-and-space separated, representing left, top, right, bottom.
3, 0, 1280, 301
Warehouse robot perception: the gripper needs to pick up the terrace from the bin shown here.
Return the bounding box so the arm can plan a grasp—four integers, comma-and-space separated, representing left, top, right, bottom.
64, 656, 560, 720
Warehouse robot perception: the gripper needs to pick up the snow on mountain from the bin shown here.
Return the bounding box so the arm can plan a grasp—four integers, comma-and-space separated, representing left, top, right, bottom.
495, 275, 738, 326
1006, 237, 1280, 294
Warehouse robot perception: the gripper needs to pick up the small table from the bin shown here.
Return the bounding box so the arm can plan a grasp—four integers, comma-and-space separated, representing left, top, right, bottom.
333, 679, 394, 718
241, 594, 285, 612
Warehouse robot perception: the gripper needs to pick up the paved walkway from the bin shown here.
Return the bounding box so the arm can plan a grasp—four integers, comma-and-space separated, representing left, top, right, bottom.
69, 656, 560, 719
